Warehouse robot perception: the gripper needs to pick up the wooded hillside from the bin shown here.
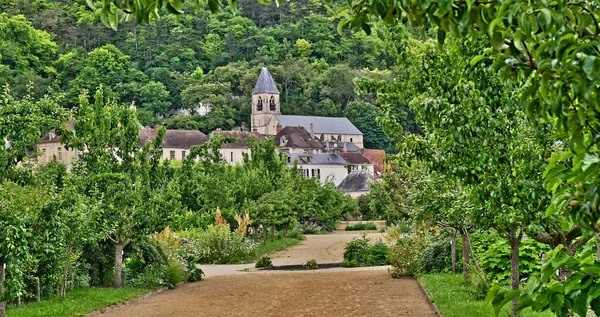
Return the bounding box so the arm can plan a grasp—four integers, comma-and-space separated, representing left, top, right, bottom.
0, 0, 420, 151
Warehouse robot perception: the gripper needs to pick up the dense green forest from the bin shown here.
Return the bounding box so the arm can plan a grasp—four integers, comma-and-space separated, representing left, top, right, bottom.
0, 0, 420, 151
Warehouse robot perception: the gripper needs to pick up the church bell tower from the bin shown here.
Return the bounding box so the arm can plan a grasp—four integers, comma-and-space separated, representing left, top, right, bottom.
251, 67, 280, 135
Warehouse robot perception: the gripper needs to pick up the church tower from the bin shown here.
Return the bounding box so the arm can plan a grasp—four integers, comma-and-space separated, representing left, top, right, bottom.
251, 67, 280, 135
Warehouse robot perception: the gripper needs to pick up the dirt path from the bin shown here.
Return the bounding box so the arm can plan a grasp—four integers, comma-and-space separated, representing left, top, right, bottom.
92, 269, 436, 317
271, 231, 385, 265
90, 231, 437, 317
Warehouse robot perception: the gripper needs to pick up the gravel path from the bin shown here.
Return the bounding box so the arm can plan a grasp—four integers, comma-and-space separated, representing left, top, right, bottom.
89, 231, 437, 317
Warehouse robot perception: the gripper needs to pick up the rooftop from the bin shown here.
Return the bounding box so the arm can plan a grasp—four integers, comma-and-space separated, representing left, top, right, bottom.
339, 152, 372, 165
253, 67, 279, 94
289, 152, 348, 165
364, 149, 386, 177
321, 141, 360, 153
139, 127, 208, 148
275, 126, 323, 149
211, 129, 265, 148
337, 170, 376, 192
276, 115, 362, 135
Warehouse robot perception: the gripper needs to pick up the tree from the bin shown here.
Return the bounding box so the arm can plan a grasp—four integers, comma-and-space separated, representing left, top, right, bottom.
64, 87, 175, 288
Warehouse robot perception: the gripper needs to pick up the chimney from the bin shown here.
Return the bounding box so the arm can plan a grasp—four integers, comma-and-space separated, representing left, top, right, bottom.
153, 125, 159, 135
276, 123, 283, 134
309, 123, 314, 138
343, 142, 347, 153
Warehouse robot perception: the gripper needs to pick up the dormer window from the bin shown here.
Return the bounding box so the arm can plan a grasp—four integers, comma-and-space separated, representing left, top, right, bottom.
306, 156, 311, 163
269, 97, 276, 111
257, 97, 263, 111
337, 135, 342, 141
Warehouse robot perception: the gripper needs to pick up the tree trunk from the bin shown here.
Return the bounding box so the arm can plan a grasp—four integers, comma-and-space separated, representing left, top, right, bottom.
508, 231, 521, 317
460, 227, 470, 281
0, 261, 5, 317
263, 226, 267, 245
254, 226, 259, 242
36, 277, 40, 303
114, 241, 128, 288
271, 224, 275, 242
596, 232, 600, 261
450, 229, 457, 274
60, 241, 73, 298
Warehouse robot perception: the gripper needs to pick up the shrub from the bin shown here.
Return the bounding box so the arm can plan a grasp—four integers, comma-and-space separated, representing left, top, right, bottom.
342, 235, 390, 267
388, 233, 427, 277
285, 230, 306, 240
255, 256, 273, 268
420, 235, 453, 274
345, 222, 377, 231
293, 222, 322, 234
305, 259, 319, 270
470, 232, 550, 283
179, 224, 257, 264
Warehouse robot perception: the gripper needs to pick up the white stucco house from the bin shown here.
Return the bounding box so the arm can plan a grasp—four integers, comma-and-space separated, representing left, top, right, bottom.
211, 129, 265, 165
288, 152, 349, 186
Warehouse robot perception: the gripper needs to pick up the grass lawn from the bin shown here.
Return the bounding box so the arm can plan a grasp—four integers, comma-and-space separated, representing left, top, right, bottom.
419, 273, 554, 317
7, 287, 147, 317
252, 237, 303, 260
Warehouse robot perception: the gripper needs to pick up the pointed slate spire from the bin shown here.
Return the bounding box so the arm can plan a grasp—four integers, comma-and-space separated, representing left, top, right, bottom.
252, 67, 279, 94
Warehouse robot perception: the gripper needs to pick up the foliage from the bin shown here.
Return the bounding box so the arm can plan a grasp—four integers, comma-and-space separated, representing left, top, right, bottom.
344, 222, 377, 231
305, 259, 318, 270
470, 233, 550, 284
179, 225, 257, 264
419, 274, 552, 317
342, 235, 390, 267
420, 235, 454, 274
255, 256, 272, 268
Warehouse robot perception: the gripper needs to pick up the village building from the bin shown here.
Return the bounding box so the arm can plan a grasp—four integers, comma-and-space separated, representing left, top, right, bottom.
288, 152, 349, 186
339, 152, 374, 175
337, 170, 376, 198
211, 129, 265, 165
250, 67, 364, 149
274, 125, 323, 154
139, 127, 208, 161
364, 149, 386, 178
38, 126, 79, 167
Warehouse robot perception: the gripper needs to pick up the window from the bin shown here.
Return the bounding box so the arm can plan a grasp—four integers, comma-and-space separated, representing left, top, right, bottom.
42, 148, 46, 159
257, 97, 263, 111
230, 152, 234, 162
337, 135, 342, 141
182, 150, 186, 159
303, 169, 310, 177
311, 169, 321, 178
269, 97, 276, 111
287, 156, 291, 163
57, 147, 62, 161
170, 150, 175, 160
350, 138, 353, 143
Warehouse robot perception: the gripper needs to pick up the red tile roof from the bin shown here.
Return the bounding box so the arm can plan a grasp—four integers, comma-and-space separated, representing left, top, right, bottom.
339, 152, 371, 165
364, 149, 386, 177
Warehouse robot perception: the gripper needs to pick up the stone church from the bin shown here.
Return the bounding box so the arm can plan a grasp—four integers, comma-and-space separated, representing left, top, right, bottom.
251, 67, 364, 149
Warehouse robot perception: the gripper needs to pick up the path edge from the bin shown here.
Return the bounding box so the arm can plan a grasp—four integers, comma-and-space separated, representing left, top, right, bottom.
416, 277, 443, 317
85, 287, 170, 316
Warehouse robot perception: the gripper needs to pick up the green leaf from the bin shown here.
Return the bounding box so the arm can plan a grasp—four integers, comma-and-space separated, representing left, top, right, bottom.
470, 55, 486, 66
437, 28, 446, 45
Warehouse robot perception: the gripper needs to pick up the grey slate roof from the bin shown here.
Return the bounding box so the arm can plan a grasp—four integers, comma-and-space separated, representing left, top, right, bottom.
275, 126, 323, 149
289, 153, 348, 165
337, 170, 376, 192
276, 115, 362, 135
252, 67, 279, 94
210, 130, 265, 148
321, 141, 360, 152
139, 127, 208, 148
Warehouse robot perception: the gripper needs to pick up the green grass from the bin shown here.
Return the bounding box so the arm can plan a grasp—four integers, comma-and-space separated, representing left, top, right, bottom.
252, 237, 303, 260
419, 274, 554, 317
7, 287, 147, 317
345, 222, 377, 231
